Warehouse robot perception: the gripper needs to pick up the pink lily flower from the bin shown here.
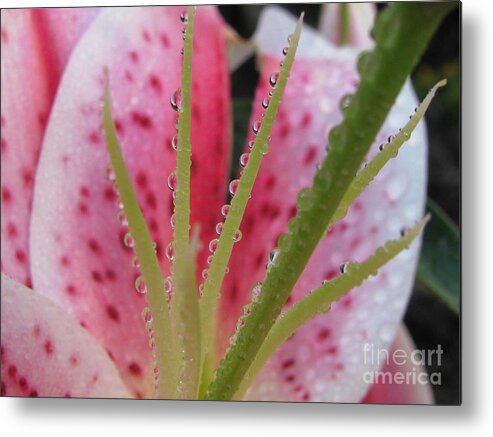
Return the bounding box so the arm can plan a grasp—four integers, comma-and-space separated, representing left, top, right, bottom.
1, 5, 432, 403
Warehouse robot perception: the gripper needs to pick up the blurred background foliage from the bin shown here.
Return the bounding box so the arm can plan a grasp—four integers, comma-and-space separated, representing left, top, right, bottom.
219, 3, 460, 405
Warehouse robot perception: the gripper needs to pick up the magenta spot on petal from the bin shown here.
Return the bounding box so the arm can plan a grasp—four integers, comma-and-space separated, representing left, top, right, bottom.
149, 75, 162, 94
105, 268, 116, 281
78, 202, 89, 215
106, 305, 120, 322
131, 111, 153, 129
18, 377, 27, 390
128, 362, 142, 376
80, 186, 90, 197
146, 192, 157, 210
7, 365, 17, 379
6, 222, 17, 238
129, 50, 139, 63
285, 375, 295, 382
88, 131, 101, 144
326, 345, 338, 355
279, 124, 290, 139
142, 30, 151, 42
104, 187, 116, 202
44, 340, 54, 356
22, 168, 33, 188
317, 328, 331, 342
15, 249, 26, 264
265, 174, 276, 190
88, 238, 102, 254
33, 324, 41, 338
1, 186, 12, 204
303, 146, 317, 166
29, 389, 38, 397
65, 284, 77, 295
282, 358, 295, 369
136, 171, 148, 189
91, 270, 104, 283
160, 33, 169, 48
300, 112, 312, 128
69, 354, 79, 366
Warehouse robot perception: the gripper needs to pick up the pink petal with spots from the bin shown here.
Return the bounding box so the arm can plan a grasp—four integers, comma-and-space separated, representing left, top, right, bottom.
29, 6, 229, 398
220, 7, 427, 402
1, 8, 98, 286
1, 273, 130, 398
362, 325, 434, 404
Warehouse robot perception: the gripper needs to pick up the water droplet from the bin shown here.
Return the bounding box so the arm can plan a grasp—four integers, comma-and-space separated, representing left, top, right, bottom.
233, 230, 242, 243
287, 34, 293, 43
202, 269, 208, 279
171, 134, 178, 151
403, 131, 410, 139
170, 88, 182, 112
124, 232, 135, 248
215, 222, 223, 235
248, 140, 255, 150
135, 275, 147, 294
132, 255, 140, 269
262, 98, 270, 109
260, 143, 269, 155
229, 179, 239, 196
251, 282, 262, 300
379, 143, 385, 151
269, 72, 279, 88
221, 204, 230, 218
165, 242, 175, 261
207, 255, 214, 265
164, 276, 173, 294
297, 188, 313, 210
339, 262, 349, 274
357, 51, 372, 74
240, 153, 249, 167
115, 198, 124, 210
105, 164, 116, 181
167, 172, 177, 192
180, 11, 189, 23
141, 307, 152, 323
282, 46, 288, 56
387, 135, 395, 143
117, 210, 128, 226
209, 238, 219, 253
148, 338, 156, 349
339, 94, 352, 112
268, 248, 279, 269
170, 213, 176, 229
199, 284, 204, 295
180, 48, 184, 56
252, 120, 262, 135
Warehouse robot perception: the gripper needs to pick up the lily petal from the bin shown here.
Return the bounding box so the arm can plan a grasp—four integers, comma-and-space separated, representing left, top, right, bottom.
221, 7, 427, 402
29, 6, 229, 398
1, 8, 98, 286
362, 324, 434, 404
1, 273, 130, 398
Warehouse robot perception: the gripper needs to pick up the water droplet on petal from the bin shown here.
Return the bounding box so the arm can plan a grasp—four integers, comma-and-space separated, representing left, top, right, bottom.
170, 88, 182, 113
207, 255, 214, 265
229, 179, 239, 196
215, 222, 223, 235
221, 204, 230, 218
252, 120, 262, 135
141, 307, 152, 323
248, 140, 255, 150
240, 153, 249, 167
132, 255, 140, 269
379, 143, 385, 151
282, 46, 289, 56
260, 143, 269, 155
287, 34, 293, 43
170, 213, 176, 229
164, 276, 173, 294
251, 282, 262, 300
165, 242, 175, 261
171, 134, 178, 151
233, 230, 242, 243
209, 238, 219, 253
202, 269, 208, 280
269, 72, 279, 88
400, 226, 410, 237
339, 262, 349, 274
105, 164, 116, 181
180, 11, 189, 23
387, 135, 395, 143
167, 172, 177, 192
262, 98, 270, 109
117, 210, 128, 226
135, 275, 147, 294
124, 232, 135, 248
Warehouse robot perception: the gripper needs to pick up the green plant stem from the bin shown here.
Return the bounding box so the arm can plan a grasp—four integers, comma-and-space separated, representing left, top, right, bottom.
197, 13, 304, 393
339, 3, 350, 45
205, 2, 456, 401
103, 80, 180, 398
234, 215, 429, 399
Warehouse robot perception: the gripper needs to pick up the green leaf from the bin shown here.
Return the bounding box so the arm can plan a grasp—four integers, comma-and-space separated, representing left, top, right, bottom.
234, 215, 430, 400
198, 13, 305, 394
103, 76, 180, 399
417, 198, 460, 313
205, 2, 456, 401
